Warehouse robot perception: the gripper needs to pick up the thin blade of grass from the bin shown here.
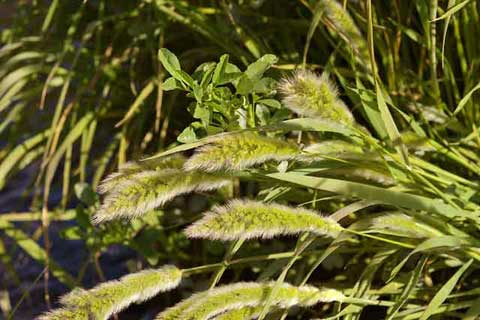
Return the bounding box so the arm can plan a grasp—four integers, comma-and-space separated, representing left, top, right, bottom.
419, 259, 473, 320
0, 220, 75, 287
386, 255, 428, 320
266, 172, 474, 220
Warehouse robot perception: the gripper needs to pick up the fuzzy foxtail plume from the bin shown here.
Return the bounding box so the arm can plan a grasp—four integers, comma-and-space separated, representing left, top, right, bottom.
97, 154, 185, 194
279, 70, 354, 124
156, 282, 344, 320
320, 0, 369, 67
183, 132, 299, 172
185, 199, 342, 241
212, 306, 282, 320
370, 212, 442, 238
38, 265, 182, 320
299, 140, 364, 162
94, 168, 230, 223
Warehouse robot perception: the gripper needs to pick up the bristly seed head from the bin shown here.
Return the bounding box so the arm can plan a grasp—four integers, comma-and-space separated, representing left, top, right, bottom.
38, 265, 182, 320
94, 169, 230, 224
320, 0, 370, 67
370, 212, 443, 238
184, 199, 342, 241
183, 132, 300, 172
155, 282, 345, 320
279, 70, 354, 124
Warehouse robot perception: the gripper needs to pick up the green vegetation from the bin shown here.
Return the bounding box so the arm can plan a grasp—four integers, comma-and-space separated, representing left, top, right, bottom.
1, 1, 480, 319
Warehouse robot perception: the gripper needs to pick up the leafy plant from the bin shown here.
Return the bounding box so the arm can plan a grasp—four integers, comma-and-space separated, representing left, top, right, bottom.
2, 1, 480, 319
39, 42, 480, 318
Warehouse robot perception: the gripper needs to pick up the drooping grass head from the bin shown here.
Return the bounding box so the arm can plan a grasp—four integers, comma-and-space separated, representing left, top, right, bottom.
279, 70, 354, 125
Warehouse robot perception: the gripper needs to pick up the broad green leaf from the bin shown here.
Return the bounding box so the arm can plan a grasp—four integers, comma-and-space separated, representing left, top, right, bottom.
158, 48, 193, 88
257, 99, 281, 109
244, 54, 278, 80
212, 54, 229, 86
162, 77, 183, 91
158, 48, 181, 77
177, 125, 198, 143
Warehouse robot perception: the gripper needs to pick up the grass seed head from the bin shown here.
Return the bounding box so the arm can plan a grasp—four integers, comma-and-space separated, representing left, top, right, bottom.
279, 70, 354, 124
185, 199, 342, 241
184, 132, 300, 172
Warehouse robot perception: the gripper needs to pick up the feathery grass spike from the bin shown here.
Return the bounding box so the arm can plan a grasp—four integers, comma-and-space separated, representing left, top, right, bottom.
320, 0, 370, 66
156, 291, 207, 320
39, 265, 182, 320
97, 154, 186, 194
156, 282, 344, 320
94, 169, 230, 223
212, 306, 277, 320
300, 140, 364, 162
279, 70, 354, 124
183, 132, 299, 172
185, 199, 342, 241
371, 212, 442, 238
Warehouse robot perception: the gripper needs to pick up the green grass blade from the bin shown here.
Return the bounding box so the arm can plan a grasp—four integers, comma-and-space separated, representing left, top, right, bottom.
432, 0, 473, 21
386, 255, 428, 320
266, 172, 474, 220
0, 220, 75, 287
419, 259, 473, 320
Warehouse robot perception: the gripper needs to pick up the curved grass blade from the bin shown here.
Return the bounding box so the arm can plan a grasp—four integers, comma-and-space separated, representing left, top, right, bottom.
267, 172, 474, 221
385, 255, 428, 320
419, 259, 473, 320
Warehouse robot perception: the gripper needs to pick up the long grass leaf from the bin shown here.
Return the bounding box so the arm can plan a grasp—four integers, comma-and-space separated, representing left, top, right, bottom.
385, 255, 428, 320
0, 220, 75, 287
419, 259, 473, 320
0, 129, 50, 189
267, 172, 474, 220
